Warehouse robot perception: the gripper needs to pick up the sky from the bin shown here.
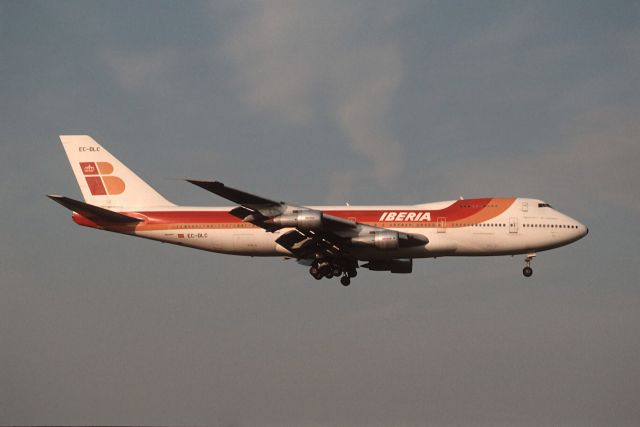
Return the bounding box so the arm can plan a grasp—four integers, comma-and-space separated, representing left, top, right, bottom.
1, 1, 639, 425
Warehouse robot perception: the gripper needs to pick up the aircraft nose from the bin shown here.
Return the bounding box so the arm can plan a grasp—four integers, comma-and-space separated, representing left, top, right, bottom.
579, 222, 589, 238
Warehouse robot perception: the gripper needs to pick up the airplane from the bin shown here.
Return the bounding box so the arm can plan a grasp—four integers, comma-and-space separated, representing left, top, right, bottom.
49, 135, 588, 286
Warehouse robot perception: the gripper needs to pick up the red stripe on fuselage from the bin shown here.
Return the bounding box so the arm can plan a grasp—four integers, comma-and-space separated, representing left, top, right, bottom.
141, 210, 241, 224
123, 198, 516, 230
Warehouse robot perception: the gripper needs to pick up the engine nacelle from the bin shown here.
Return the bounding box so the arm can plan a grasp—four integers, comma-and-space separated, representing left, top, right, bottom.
351, 231, 400, 250
363, 259, 413, 273
270, 210, 323, 230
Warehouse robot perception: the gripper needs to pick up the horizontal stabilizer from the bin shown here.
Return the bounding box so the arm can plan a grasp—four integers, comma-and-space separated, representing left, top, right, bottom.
47, 195, 143, 224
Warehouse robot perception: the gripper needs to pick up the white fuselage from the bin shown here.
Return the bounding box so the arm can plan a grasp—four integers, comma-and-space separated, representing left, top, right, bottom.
84, 197, 587, 261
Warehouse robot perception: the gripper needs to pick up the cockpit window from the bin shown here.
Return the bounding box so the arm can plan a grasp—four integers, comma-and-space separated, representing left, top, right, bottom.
538, 203, 552, 208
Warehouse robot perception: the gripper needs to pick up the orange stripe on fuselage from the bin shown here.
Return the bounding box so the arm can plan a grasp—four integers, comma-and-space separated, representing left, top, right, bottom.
114, 198, 517, 232
443, 197, 516, 225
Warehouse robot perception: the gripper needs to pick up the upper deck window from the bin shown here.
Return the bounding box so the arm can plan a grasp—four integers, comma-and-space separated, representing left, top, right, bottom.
538, 203, 552, 208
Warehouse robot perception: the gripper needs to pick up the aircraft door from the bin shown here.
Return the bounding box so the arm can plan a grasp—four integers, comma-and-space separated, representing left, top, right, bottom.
437, 217, 446, 233
509, 217, 518, 234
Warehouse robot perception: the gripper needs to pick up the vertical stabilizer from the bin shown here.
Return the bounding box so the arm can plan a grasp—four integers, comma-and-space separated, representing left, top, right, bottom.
59, 135, 174, 209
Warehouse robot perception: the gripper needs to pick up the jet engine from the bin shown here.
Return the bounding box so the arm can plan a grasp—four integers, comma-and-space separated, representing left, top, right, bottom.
351, 231, 428, 250
351, 231, 400, 250
268, 210, 323, 230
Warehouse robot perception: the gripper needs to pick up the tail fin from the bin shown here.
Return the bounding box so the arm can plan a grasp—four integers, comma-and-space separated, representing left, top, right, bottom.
59, 135, 174, 209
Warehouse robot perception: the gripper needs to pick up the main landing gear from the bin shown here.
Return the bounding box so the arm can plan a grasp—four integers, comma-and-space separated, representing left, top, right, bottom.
523, 253, 536, 277
309, 259, 357, 286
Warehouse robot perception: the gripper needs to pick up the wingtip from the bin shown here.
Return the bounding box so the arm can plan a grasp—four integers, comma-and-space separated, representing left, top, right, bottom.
186, 179, 224, 188
47, 194, 69, 208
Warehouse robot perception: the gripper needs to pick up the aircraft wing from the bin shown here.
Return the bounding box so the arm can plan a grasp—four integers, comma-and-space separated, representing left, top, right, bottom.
187, 180, 286, 217
188, 179, 357, 231
187, 179, 426, 259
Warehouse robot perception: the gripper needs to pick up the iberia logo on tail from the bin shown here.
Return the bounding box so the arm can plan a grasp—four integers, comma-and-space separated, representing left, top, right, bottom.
79, 162, 125, 195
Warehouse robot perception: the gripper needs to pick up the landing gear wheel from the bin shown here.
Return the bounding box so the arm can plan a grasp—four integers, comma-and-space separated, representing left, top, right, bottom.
522, 253, 536, 278
332, 266, 342, 277
347, 269, 357, 278
319, 264, 331, 278
309, 265, 323, 280
340, 276, 351, 286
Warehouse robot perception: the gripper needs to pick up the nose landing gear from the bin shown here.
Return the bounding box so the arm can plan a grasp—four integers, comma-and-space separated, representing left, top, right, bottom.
523, 253, 536, 277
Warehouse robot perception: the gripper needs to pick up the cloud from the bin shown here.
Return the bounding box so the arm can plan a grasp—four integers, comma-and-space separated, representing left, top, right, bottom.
556, 108, 640, 211
220, 0, 406, 183
102, 49, 180, 90
434, 107, 640, 213
325, 170, 357, 203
